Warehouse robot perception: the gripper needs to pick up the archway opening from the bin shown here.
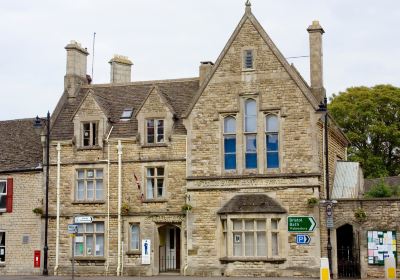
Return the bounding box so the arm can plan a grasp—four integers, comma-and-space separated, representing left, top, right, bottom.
158, 224, 181, 272
336, 224, 360, 278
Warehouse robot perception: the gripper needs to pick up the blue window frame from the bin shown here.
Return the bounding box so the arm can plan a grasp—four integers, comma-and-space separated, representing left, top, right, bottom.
224, 117, 236, 170
244, 99, 257, 169
265, 115, 279, 168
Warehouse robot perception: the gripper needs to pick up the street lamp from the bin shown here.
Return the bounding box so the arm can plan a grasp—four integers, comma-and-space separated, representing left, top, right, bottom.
34, 111, 50, 276
317, 97, 333, 275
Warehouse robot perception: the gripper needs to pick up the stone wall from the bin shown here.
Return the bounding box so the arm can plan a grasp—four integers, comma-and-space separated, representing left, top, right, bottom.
0, 171, 43, 275
330, 198, 400, 278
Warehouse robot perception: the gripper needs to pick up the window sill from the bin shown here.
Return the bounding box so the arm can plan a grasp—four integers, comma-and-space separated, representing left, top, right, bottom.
77, 146, 102, 151
219, 257, 286, 263
72, 200, 106, 205
143, 199, 168, 203
141, 143, 168, 148
126, 250, 141, 256
242, 68, 255, 72
70, 256, 106, 262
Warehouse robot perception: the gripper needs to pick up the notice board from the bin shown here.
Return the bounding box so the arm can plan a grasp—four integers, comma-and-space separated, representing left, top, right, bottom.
367, 230, 397, 265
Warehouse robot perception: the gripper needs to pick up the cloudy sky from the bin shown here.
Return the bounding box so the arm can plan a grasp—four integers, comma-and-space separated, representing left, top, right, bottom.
0, 0, 399, 120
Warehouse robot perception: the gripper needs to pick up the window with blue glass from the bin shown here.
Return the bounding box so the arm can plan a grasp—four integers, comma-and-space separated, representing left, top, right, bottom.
245, 99, 257, 169
224, 116, 236, 170
265, 115, 279, 168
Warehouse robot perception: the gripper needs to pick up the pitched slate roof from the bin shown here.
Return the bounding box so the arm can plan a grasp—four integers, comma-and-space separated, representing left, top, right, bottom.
0, 118, 42, 172
51, 78, 199, 140
218, 194, 287, 214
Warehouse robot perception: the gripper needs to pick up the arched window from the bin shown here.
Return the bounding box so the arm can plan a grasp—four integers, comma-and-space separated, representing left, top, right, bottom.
245, 99, 257, 169
224, 116, 236, 170
265, 115, 279, 168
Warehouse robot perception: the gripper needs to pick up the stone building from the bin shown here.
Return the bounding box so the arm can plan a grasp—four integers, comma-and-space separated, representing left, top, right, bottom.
0, 119, 43, 275
45, 2, 351, 278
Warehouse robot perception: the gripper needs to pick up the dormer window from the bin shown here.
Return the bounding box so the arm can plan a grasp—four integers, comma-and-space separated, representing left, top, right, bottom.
244, 49, 254, 69
120, 108, 133, 121
146, 119, 164, 144
82, 122, 98, 147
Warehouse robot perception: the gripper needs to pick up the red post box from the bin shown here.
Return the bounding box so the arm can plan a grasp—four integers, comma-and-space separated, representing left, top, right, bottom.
34, 250, 41, 268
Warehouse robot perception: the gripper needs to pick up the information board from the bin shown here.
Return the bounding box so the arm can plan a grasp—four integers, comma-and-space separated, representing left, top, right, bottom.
367, 230, 397, 265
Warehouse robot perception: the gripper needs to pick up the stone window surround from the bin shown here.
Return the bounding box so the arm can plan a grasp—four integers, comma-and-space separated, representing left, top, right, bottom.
219, 213, 287, 261
126, 223, 141, 255
220, 94, 282, 175
71, 165, 106, 204
74, 116, 105, 149
146, 118, 165, 144
73, 221, 105, 259
0, 179, 6, 212
137, 111, 173, 147
242, 46, 257, 71
142, 163, 168, 202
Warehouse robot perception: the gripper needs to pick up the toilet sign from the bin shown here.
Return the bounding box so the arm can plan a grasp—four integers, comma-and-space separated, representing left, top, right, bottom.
141, 239, 151, 265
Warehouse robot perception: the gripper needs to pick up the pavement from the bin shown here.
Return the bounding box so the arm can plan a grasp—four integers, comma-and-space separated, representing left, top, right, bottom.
0, 276, 319, 280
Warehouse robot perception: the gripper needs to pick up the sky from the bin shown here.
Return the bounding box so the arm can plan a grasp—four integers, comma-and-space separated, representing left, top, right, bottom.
0, 0, 399, 121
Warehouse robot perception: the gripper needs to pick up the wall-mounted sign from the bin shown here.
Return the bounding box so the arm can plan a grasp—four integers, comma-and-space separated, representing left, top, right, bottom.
296, 234, 311, 245
142, 239, 151, 265
367, 230, 397, 265
288, 216, 316, 232
68, 224, 78, 234
74, 216, 93, 224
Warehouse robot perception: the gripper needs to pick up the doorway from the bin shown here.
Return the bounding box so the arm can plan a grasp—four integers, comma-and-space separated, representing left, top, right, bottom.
158, 225, 180, 272
336, 224, 360, 278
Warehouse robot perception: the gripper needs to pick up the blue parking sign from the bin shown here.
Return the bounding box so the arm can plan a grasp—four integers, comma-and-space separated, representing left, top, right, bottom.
296, 234, 310, 245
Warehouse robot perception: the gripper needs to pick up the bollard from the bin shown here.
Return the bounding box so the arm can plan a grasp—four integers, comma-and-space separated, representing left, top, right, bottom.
320, 257, 330, 280
385, 256, 396, 280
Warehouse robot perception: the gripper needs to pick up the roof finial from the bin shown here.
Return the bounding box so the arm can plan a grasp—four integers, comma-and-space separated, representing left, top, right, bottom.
245, 0, 251, 13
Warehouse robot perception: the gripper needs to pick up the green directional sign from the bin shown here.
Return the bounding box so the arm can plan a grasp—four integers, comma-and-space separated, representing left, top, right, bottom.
288, 216, 316, 232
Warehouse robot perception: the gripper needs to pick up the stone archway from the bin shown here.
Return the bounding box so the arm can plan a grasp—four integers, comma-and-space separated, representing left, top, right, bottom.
336, 224, 360, 278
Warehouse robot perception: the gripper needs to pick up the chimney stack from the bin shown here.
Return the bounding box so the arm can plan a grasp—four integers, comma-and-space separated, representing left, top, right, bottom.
199, 61, 214, 86
307, 21, 325, 104
109, 55, 133, 83
64, 40, 89, 98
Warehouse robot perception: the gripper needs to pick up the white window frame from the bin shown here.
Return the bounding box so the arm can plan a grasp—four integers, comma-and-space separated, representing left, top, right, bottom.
0, 231, 5, 263
130, 224, 140, 251
244, 98, 258, 169
265, 114, 280, 169
76, 169, 104, 202
222, 216, 284, 259
223, 116, 237, 171
82, 121, 98, 147
145, 166, 165, 200
0, 180, 6, 212
74, 222, 104, 257
146, 118, 165, 144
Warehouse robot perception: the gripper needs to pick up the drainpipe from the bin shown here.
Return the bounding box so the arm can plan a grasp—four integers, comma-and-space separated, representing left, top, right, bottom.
54, 142, 61, 274
105, 126, 113, 275
116, 140, 123, 276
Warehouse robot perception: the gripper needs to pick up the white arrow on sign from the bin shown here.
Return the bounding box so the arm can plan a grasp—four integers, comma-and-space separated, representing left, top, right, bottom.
308, 217, 316, 231
74, 216, 93, 224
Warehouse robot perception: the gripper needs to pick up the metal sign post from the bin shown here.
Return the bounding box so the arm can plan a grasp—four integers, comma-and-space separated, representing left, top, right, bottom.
68, 224, 78, 280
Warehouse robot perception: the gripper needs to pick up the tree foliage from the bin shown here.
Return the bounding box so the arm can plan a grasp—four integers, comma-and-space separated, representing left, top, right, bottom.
329, 85, 400, 178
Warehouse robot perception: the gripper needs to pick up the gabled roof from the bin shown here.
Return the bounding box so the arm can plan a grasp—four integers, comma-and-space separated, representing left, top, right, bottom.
184, 5, 318, 118
51, 78, 199, 140
134, 86, 175, 118
218, 194, 287, 214
0, 118, 42, 172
